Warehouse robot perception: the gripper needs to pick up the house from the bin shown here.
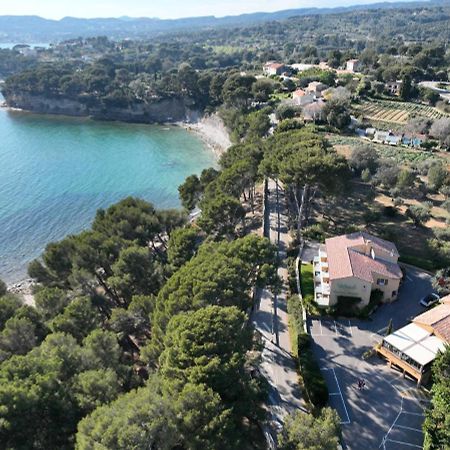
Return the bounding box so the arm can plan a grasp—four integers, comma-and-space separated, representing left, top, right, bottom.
378, 295, 450, 386
386, 80, 403, 96
373, 130, 390, 143
306, 81, 328, 98
346, 59, 361, 73
263, 62, 288, 76
402, 133, 425, 148
290, 63, 315, 73
385, 133, 402, 146
313, 232, 403, 308
373, 130, 402, 145
292, 89, 315, 106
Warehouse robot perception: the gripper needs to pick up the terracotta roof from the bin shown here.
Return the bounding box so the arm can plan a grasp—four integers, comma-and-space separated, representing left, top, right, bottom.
413, 300, 450, 343
349, 251, 403, 283
265, 62, 284, 69
293, 89, 306, 97
325, 232, 401, 283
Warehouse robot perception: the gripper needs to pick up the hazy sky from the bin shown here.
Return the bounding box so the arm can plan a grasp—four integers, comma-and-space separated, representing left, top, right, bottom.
0, 0, 406, 19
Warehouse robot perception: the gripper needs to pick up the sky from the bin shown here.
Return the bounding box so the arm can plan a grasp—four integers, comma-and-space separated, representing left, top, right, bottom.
0, 0, 410, 20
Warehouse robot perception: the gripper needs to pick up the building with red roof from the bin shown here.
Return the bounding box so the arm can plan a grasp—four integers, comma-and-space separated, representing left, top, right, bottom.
313, 232, 403, 308
378, 295, 450, 385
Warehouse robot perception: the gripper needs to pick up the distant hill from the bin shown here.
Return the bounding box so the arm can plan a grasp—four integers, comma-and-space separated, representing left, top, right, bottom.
0, 0, 447, 43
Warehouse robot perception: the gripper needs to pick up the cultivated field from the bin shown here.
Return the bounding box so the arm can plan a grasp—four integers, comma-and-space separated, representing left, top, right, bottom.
353, 99, 449, 124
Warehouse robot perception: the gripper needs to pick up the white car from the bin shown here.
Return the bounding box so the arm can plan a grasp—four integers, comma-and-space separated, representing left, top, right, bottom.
419, 293, 440, 308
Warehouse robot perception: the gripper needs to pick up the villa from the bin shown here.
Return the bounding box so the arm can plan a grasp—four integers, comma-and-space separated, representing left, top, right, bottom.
263, 62, 288, 76
378, 295, 450, 386
313, 232, 403, 308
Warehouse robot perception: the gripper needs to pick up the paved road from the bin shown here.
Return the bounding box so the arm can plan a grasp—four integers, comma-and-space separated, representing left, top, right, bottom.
309, 266, 433, 450
252, 179, 305, 434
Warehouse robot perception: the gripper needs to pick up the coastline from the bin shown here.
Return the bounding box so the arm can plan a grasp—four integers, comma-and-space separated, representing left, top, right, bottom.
7, 278, 35, 306
178, 113, 232, 157
0, 109, 230, 295
1, 102, 232, 156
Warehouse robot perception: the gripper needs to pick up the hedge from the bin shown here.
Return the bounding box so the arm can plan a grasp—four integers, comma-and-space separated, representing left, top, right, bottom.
297, 333, 329, 408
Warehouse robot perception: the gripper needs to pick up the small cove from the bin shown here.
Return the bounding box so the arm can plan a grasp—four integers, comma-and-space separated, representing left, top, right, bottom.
0, 107, 216, 282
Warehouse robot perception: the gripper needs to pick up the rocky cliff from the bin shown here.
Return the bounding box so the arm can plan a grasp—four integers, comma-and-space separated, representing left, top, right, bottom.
1, 92, 191, 124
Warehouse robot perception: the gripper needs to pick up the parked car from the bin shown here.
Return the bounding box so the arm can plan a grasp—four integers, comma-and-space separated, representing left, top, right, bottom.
419, 293, 440, 308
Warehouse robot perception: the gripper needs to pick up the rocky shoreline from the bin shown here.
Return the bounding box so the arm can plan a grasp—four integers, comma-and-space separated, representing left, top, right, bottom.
7, 278, 36, 305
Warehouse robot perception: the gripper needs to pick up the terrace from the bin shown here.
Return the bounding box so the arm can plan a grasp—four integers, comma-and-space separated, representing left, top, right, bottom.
313, 248, 331, 306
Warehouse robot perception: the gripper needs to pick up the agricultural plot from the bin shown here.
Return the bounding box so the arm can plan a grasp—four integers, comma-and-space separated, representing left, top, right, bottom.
354, 99, 448, 124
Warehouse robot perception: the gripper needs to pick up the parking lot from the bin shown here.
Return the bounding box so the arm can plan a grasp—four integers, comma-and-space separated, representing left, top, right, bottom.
381, 397, 429, 449
308, 266, 433, 450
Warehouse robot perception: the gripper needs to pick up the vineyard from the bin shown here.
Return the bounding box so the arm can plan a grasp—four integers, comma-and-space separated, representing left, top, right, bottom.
353, 100, 449, 125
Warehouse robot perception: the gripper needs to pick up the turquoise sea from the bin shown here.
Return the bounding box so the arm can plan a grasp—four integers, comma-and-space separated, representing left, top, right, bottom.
0, 106, 216, 283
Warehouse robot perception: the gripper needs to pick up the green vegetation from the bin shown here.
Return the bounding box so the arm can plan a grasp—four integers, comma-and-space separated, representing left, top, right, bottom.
287, 295, 304, 358
300, 263, 314, 304
423, 346, 450, 450
297, 333, 329, 409
278, 407, 341, 450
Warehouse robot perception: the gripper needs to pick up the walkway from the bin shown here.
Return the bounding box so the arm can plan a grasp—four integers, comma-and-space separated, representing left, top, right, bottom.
252, 179, 305, 436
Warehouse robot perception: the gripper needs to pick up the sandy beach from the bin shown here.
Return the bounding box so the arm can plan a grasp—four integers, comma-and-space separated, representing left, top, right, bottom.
181, 113, 232, 157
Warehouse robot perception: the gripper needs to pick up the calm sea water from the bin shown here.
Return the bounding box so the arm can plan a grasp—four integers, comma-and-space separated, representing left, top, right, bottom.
0, 107, 216, 283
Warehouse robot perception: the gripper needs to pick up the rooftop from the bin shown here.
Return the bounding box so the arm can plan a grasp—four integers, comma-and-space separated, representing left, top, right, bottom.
325, 232, 401, 283
413, 296, 450, 343
384, 323, 447, 367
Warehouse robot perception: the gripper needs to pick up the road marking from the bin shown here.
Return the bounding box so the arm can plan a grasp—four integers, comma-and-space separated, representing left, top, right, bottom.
330, 368, 351, 425
385, 439, 422, 449
402, 411, 425, 417
380, 398, 403, 448
394, 424, 423, 433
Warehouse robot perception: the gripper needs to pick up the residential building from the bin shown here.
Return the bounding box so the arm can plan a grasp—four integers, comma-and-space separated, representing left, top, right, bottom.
373, 130, 402, 145
386, 80, 403, 96
346, 59, 361, 73
402, 133, 425, 148
306, 81, 328, 98
313, 232, 403, 308
263, 62, 288, 76
290, 63, 314, 72
292, 89, 315, 106
378, 296, 450, 386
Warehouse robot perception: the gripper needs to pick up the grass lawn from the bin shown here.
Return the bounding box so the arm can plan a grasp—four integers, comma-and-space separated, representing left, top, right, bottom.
300, 263, 314, 303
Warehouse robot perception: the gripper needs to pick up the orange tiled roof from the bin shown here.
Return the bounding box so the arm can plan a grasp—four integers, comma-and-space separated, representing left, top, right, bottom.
413, 298, 450, 343
325, 232, 401, 283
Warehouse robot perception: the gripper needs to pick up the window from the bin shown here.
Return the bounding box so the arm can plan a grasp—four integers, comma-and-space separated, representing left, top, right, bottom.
377, 278, 388, 286
392, 290, 397, 298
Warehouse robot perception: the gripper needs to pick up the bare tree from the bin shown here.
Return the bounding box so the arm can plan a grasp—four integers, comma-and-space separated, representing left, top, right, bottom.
430, 117, 450, 145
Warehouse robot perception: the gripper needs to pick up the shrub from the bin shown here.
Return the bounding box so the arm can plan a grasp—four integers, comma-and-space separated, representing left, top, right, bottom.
363, 208, 381, 224
383, 206, 397, 218
302, 224, 327, 242
298, 333, 329, 408
335, 296, 362, 316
